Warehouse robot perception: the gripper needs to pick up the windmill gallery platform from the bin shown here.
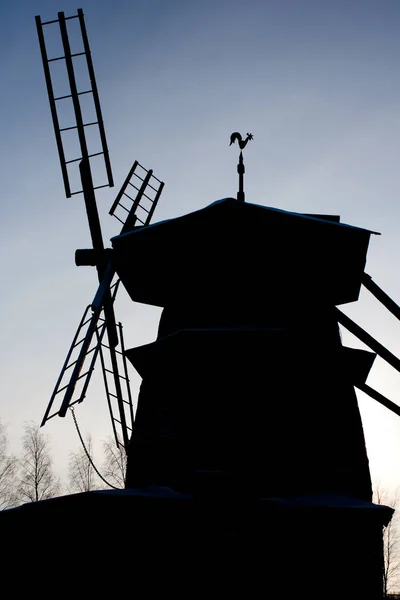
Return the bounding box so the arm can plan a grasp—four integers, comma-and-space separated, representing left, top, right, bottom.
1, 198, 394, 598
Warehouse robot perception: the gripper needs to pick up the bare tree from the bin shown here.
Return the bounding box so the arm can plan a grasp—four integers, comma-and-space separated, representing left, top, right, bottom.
0, 420, 18, 509
374, 484, 400, 595
102, 436, 127, 488
68, 435, 100, 493
18, 422, 61, 503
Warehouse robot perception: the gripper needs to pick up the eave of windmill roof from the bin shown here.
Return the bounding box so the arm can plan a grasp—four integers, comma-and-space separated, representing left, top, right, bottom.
112, 197, 380, 243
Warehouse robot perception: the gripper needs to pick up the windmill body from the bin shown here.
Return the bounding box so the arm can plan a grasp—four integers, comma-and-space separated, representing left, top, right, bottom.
111, 197, 391, 597
112, 198, 374, 500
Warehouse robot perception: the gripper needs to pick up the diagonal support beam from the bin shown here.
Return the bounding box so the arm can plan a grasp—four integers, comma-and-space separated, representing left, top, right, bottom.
336, 308, 400, 374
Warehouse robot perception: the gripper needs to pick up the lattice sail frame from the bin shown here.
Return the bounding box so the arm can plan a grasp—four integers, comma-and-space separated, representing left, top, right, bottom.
41, 276, 120, 422
36, 9, 113, 197
109, 161, 164, 229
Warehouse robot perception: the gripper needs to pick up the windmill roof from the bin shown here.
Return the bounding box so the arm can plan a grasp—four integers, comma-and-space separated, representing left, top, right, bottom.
115, 198, 378, 239
111, 197, 378, 307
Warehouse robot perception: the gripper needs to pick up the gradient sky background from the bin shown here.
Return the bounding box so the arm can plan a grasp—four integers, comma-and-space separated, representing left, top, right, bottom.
2, 0, 400, 491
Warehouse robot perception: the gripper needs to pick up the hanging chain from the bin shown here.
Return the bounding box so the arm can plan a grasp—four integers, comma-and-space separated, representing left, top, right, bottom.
69, 406, 120, 490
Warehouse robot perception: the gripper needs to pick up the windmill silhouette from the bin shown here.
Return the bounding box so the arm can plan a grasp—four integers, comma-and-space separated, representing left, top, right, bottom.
34, 8, 400, 501
13, 8, 400, 598
34, 10, 400, 482
36, 9, 164, 451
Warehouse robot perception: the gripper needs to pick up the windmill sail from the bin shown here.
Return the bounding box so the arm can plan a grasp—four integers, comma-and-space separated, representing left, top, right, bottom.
109, 161, 164, 230
41, 274, 119, 425
98, 322, 135, 449
36, 9, 113, 197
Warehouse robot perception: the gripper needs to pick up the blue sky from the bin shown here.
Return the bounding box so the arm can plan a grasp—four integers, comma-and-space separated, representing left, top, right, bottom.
1, 0, 400, 490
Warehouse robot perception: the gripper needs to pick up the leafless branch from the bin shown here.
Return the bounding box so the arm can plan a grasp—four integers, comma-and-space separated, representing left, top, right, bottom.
68, 435, 101, 493
17, 421, 61, 503
0, 420, 18, 509
374, 483, 400, 595
101, 436, 126, 489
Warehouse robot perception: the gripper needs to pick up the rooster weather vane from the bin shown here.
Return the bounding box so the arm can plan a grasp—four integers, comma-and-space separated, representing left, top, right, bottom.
229, 132, 254, 150
229, 132, 253, 202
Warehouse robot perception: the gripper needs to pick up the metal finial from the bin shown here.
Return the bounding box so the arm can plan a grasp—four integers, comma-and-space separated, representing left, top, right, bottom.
229, 132, 253, 202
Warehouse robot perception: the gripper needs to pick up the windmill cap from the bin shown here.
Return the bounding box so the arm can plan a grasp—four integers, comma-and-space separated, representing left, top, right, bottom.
111, 198, 378, 308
